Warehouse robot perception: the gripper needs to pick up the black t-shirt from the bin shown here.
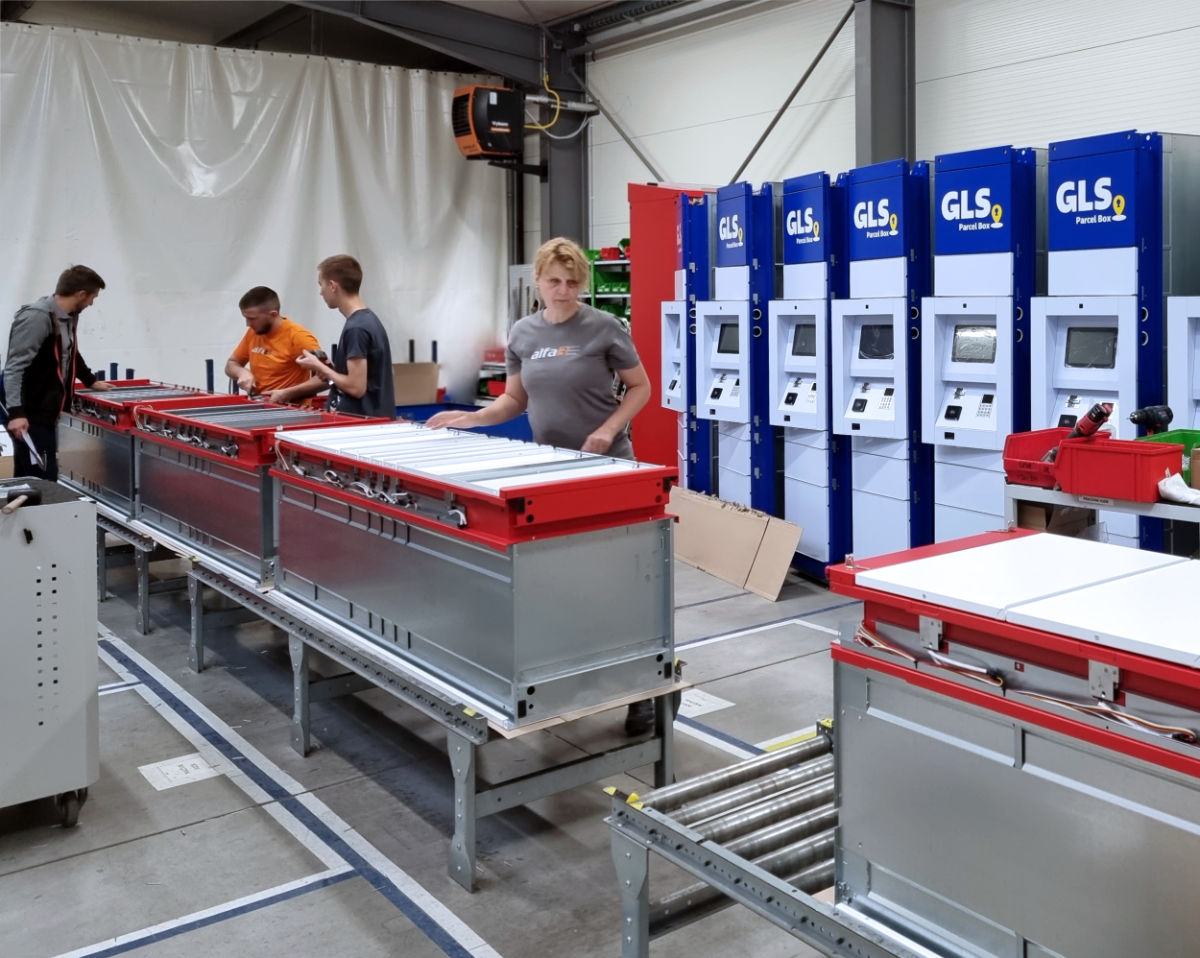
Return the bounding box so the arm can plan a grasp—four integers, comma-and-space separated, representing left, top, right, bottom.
330, 308, 395, 418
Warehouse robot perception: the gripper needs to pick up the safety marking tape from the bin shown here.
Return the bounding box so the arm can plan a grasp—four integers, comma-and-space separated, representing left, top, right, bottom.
91, 627, 502, 958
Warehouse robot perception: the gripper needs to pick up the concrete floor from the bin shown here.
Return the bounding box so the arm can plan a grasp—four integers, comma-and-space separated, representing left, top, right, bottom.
0, 552, 860, 958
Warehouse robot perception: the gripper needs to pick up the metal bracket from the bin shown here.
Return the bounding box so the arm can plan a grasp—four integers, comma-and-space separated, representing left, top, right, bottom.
918, 615, 943, 651
1089, 661, 1120, 701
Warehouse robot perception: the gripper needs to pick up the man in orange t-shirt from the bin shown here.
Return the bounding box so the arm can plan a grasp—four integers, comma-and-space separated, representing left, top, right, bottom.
225, 286, 321, 402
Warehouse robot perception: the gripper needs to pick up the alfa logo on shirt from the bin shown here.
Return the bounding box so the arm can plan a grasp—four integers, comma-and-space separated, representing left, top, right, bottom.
530, 345, 578, 360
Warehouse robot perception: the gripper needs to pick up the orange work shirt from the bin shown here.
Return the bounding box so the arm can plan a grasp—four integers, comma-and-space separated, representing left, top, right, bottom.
231, 318, 321, 394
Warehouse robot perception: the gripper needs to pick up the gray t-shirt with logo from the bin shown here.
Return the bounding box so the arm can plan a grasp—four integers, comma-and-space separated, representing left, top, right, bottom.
506, 303, 640, 459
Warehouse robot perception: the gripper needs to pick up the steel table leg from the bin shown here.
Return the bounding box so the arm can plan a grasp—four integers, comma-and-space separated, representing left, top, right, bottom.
289, 635, 311, 756
654, 689, 675, 788
135, 546, 150, 634
187, 573, 205, 671
612, 826, 651, 958
447, 728, 478, 891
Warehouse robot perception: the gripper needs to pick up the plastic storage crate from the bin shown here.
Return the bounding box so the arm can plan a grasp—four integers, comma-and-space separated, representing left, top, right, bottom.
1055, 436, 1185, 502
1003, 428, 1072, 487
1136, 429, 1200, 486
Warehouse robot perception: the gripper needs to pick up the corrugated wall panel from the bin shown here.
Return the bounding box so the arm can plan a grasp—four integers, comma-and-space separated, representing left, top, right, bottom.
588, 0, 855, 243
917, 0, 1200, 156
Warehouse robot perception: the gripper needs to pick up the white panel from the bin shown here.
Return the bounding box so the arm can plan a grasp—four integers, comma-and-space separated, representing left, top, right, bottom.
852, 493, 910, 559
1167, 297, 1200, 430
849, 258, 907, 299
1007, 561, 1200, 666
1048, 249, 1138, 296
783, 440, 830, 484
933, 459, 1006, 519
714, 265, 752, 300
934, 503, 1006, 541
851, 449, 909, 499
933, 252, 1015, 298
855, 533, 1184, 619
784, 477, 831, 563
718, 467, 752, 507
784, 427, 830, 452
782, 262, 827, 300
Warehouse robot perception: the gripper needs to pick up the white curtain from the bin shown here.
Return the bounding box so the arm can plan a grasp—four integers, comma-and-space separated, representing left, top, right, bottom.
0, 22, 508, 399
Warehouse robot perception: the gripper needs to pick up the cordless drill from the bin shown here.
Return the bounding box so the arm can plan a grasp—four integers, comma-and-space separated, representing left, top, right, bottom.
1129, 404, 1173, 435
1042, 401, 1113, 463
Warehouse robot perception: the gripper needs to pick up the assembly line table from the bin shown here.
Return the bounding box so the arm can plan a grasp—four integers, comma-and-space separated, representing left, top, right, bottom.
94, 504, 191, 634
187, 564, 677, 892
86, 496, 679, 892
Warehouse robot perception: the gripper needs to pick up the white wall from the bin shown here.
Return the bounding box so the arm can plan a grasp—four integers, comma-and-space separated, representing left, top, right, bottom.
586, 0, 1200, 245
0, 22, 509, 402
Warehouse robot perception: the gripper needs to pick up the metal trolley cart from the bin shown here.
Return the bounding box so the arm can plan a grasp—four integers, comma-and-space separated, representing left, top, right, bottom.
0, 479, 98, 827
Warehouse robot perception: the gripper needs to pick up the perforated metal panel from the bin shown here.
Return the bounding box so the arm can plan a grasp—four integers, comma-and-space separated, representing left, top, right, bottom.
0, 481, 98, 808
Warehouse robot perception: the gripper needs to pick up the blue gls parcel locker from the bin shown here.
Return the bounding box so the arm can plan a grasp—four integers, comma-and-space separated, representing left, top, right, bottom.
693, 181, 779, 511
831, 159, 933, 558
766, 171, 850, 578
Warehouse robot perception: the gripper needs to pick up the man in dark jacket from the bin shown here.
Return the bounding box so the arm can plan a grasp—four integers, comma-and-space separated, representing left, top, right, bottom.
3, 265, 112, 479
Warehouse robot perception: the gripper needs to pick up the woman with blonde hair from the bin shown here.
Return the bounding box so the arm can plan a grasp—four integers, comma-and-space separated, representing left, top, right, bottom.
428, 237, 649, 459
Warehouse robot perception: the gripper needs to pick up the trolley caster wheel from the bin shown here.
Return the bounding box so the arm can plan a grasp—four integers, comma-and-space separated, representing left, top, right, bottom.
55, 790, 83, 828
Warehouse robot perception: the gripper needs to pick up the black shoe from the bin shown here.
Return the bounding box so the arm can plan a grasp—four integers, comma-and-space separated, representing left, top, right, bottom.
624, 700, 655, 736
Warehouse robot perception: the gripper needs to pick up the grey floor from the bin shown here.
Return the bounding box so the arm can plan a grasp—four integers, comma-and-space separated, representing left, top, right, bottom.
0, 551, 860, 958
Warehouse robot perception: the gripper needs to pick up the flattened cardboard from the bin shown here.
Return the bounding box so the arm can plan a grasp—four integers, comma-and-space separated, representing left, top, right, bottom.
669, 487, 802, 600
1016, 501, 1095, 538
391, 362, 439, 405
0, 456, 12, 479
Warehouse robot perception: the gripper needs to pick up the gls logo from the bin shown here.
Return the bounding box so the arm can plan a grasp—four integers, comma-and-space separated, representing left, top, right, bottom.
786, 207, 819, 238
718, 214, 743, 243
853, 198, 898, 235
1055, 177, 1112, 213
941, 188, 992, 220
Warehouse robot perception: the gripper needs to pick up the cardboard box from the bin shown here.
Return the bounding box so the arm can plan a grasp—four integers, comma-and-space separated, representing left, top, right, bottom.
669, 486, 803, 600
0, 456, 12, 480
1016, 501, 1096, 538
391, 362, 439, 405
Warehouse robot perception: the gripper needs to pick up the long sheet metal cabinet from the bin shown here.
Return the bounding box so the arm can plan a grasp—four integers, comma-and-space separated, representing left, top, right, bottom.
271, 423, 678, 728
0, 479, 98, 825
829, 531, 1200, 958
134, 400, 380, 584
59, 381, 211, 516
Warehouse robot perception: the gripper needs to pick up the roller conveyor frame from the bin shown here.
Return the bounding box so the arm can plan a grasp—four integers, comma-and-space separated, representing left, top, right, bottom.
607, 726, 931, 958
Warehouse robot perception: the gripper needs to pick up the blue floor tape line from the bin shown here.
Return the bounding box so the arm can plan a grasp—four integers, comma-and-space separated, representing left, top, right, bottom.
77, 872, 356, 958
98, 639, 479, 958
675, 714, 765, 755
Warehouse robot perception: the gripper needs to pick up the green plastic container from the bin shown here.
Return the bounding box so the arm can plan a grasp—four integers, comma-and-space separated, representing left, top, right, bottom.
1136, 429, 1200, 485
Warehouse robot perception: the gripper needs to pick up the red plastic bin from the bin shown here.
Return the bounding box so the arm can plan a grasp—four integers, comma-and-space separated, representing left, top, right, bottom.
1003, 428, 1072, 487
1055, 435, 1185, 502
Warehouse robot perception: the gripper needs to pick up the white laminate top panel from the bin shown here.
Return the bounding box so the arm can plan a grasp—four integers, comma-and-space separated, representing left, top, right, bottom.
854, 534, 1187, 619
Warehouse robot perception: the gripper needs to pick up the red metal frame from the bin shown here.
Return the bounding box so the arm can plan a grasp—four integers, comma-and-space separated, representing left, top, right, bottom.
272, 439, 677, 551
829, 532, 1200, 778
72, 380, 218, 431
833, 644, 1200, 781
136, 402, 385, 467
